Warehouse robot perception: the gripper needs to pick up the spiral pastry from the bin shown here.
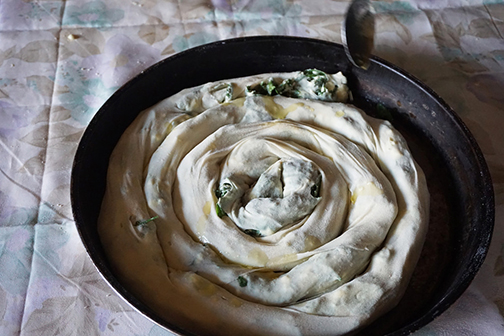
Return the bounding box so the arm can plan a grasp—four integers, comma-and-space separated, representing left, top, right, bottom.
98, 70, 429, 336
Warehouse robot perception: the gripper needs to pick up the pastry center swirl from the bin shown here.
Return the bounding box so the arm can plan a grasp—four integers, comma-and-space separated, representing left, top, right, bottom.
216, 156, 322, 237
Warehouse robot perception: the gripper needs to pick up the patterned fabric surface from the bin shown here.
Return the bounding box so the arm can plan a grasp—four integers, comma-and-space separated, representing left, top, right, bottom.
0, 0, 504, 335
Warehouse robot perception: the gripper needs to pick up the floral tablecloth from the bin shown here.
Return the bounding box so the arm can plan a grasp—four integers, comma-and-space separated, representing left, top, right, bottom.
1, 0, 504, 335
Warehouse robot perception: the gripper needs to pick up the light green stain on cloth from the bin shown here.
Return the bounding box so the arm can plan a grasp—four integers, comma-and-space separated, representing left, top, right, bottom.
63, 1, 124, 27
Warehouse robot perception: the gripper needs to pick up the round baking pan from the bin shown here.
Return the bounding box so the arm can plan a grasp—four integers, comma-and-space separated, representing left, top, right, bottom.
71, 36, 494, 335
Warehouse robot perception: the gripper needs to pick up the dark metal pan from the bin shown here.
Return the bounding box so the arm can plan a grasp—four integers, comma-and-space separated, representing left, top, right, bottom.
71, 36, 494, 336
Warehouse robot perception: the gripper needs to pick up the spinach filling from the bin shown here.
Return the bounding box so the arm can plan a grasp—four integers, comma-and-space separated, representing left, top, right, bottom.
246, 68, 340, 101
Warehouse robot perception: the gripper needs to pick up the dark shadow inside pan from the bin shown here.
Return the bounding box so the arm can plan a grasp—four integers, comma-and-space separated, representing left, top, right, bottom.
71, 36, 494, 336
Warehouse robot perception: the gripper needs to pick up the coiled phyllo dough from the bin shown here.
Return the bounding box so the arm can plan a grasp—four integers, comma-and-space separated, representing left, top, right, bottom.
98, 70, 429, 336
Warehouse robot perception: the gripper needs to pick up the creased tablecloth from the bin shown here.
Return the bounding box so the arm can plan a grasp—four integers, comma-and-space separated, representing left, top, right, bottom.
1, 0, 504, 335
